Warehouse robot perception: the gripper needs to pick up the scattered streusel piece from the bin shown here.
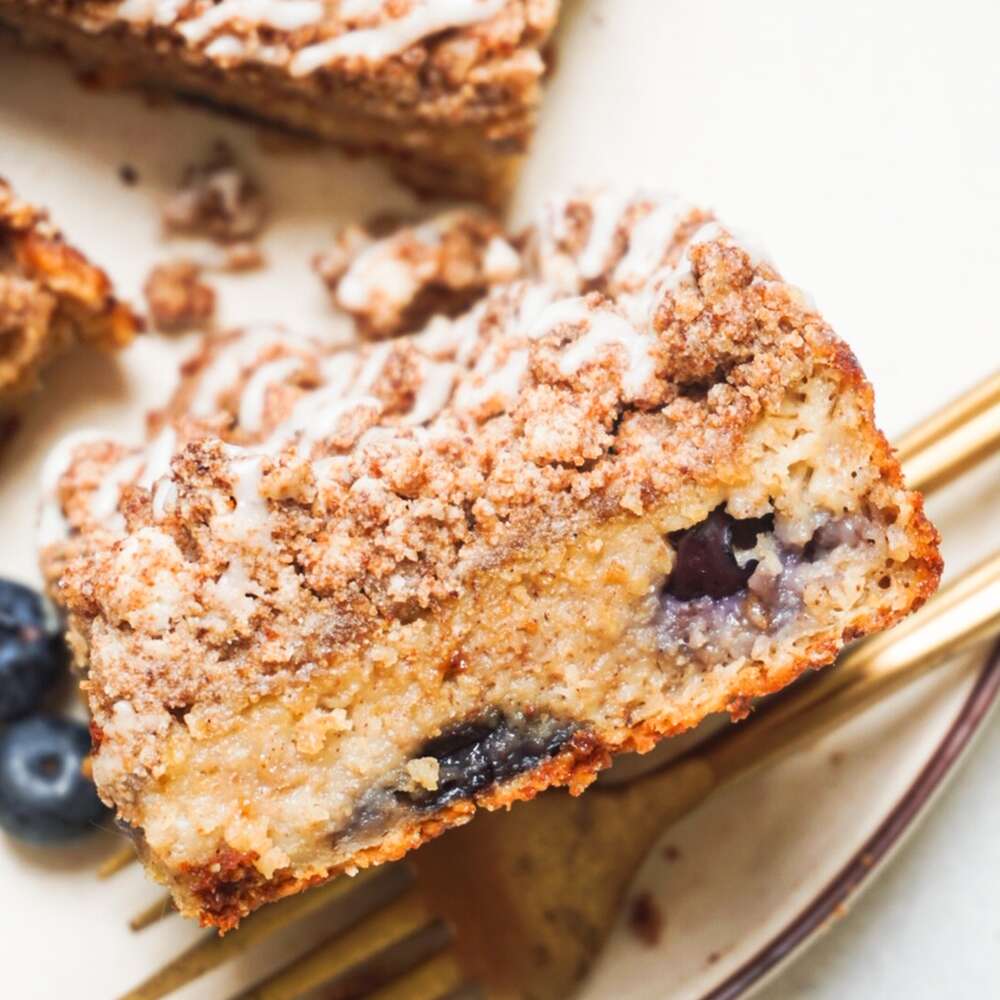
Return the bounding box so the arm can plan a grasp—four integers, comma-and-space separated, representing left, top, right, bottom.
162, 143, 266, 244
143, 259, 216, 333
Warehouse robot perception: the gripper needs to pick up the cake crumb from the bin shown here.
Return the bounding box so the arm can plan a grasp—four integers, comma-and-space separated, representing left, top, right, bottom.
218, 242, 266, 273
163, 143, 266, 243
118, 164, 139, 187
628, 892, 664, 946
144, 259, 216, 333
406, 757, 441, 791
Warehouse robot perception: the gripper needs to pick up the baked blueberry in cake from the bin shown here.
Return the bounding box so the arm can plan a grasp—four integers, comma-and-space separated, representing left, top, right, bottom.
0, 178, 138, 408
0, 0, 561, 204
38, 188, 940, 928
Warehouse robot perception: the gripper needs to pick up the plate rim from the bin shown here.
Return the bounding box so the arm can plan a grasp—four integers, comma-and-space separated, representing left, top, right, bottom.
697, 638, 1000, 1000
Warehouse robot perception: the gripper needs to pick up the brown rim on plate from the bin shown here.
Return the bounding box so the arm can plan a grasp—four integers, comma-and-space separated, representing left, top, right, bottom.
701, 638, 1000, 1000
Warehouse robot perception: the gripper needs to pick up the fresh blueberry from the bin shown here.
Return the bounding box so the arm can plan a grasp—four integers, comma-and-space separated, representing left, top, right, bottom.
0, 716, 109, 844
0, 578, 67, 722
666, 507, 772, 601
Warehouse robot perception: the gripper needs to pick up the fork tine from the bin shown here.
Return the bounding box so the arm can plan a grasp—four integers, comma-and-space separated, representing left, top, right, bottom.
365, 951, 467, 1000
895, 369, 1000, 464
231, 886, 437, 1000
98, 844, 138, 878
129, 894, 176, 932
901, 387, 1000, 495
118, 865, 404, 1000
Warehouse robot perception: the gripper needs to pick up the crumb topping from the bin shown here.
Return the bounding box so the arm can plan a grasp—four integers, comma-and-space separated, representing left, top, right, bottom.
41, 188, 856, 805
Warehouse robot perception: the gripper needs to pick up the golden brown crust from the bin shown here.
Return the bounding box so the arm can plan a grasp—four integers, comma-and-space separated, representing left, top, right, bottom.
0, 177, 140, 404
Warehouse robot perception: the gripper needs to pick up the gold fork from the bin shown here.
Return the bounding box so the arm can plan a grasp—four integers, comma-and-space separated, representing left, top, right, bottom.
106, 370, 1000, 1000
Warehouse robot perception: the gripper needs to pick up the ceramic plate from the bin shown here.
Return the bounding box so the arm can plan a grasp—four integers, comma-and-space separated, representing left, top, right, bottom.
2, 2, 999, 997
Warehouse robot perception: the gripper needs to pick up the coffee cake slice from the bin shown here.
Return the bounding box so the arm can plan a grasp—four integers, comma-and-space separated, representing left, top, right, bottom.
40, 189, 940, 929
0, 178, 138, 408
0, 0, 560, 204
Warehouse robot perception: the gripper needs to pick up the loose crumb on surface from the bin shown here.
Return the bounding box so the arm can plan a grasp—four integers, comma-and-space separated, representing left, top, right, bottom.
628, 892, 664, 946
143, 259, 215, 333
217, 242, 266, 273
118, 164, 139, 187
162, 142, 266, 244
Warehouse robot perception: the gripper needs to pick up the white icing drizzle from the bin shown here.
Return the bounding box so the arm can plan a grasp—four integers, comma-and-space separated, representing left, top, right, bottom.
265, 392, 381, 451
41, 191, 776, 564
558, 308, 656, 398
454, 347, 527, 411
151, 479, 178, 522
211, 556, 264, 620
576, 188, 637, 280
239, 357, 302, 433
687, 220, 725, 248
116, 0, 187, 26
528, 296, 656, 399
614, 198, 691, 288
658, 220, 725, 293
204, 33, 246, 59
318, 352, 362, 397
413, 313, 461, 355
189, 327, 299, 418
220, 449, 271, 543
137, 426, 178, 490
290, 0, 505, 75
482, 236, 521, 281
352, 341, 393, 395
339, 0, 387, 17
91, 454, 145, 529
514, 282, 557, 334
337, 243, 420, 313
335, 212, 478, 315
177, 0, 325, 43
401, 360, 458, 425
37, 428, 110, 548
526, 296, 591, 340
412, 304, 482, 367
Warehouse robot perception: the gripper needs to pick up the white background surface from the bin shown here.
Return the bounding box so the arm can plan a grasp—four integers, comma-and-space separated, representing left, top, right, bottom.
0, 1, 998, 998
